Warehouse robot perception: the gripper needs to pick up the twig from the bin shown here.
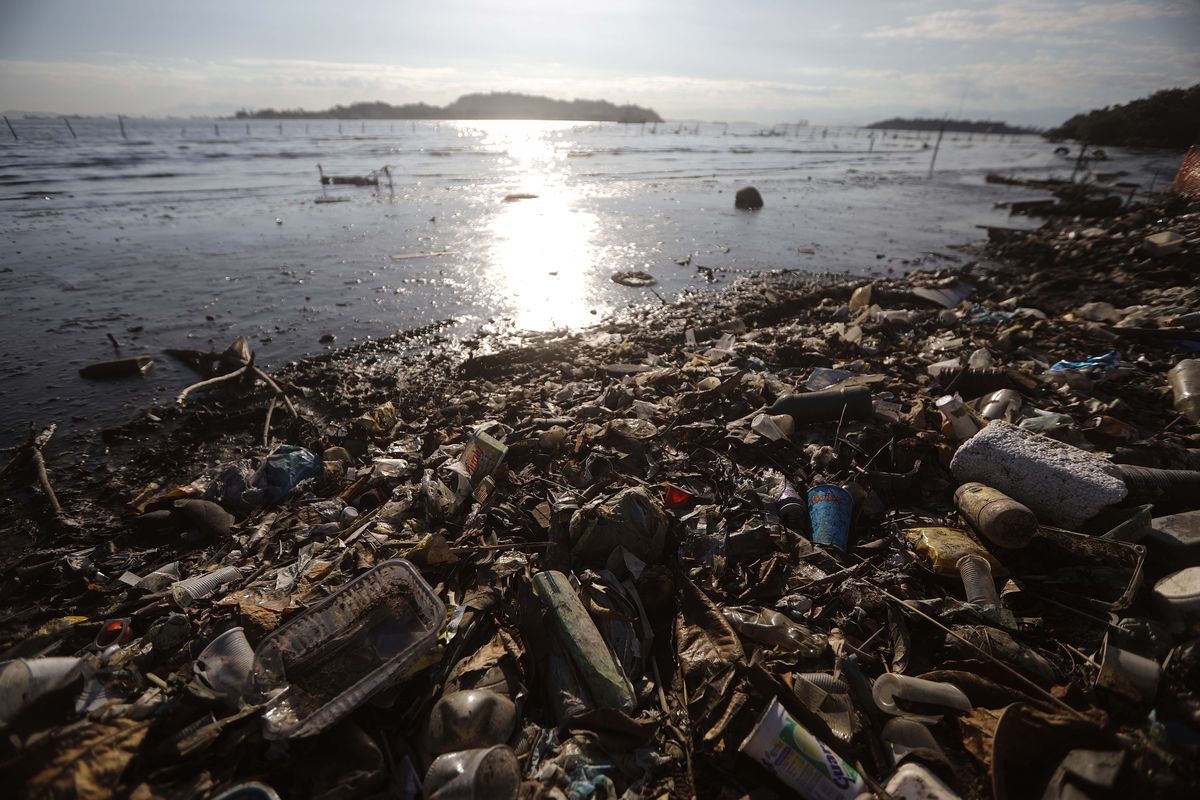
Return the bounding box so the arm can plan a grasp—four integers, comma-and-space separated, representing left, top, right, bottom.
875, 585, 1090, 720
176, 364, 251, 404
252, 366, 298, 417
262, 395, 277, 449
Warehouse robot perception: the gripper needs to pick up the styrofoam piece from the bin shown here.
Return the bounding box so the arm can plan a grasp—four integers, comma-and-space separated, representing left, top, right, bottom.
885, 763, 961, 800
949, 421, 1127, 527
1154, 567, 1200, 615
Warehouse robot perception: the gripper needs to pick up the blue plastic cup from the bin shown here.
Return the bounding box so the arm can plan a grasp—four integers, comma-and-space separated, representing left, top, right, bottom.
807, 485, 853, 550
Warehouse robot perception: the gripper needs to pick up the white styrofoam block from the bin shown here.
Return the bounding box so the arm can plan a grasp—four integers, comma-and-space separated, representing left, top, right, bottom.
949, 420, 1127, 528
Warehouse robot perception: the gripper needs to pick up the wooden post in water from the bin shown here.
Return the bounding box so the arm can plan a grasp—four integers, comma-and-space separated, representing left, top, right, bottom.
869, 133, 875, 153
278, 123, 284, 135
63, 117, 76, 139
3, 115, 16, 141
214, 123, 220, 136
1071, 142, 1089, 183
927, 118, 947, 179
118, 115, 128, 139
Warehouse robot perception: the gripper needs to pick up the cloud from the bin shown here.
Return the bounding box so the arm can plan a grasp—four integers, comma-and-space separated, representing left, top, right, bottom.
0, 44, 1194, 125
867, 0, 1199, 44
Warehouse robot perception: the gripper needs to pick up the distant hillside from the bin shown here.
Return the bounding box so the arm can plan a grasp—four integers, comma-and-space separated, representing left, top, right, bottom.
1045, 84, 1199, 149
234, 92, 663, 123
865, 117, 1037, 134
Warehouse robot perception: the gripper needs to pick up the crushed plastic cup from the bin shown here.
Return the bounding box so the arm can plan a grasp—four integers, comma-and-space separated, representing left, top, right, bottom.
170, 566, 243, 607
423, 744, 521, 800
807, 484, 853, 550
253, 559, 445, 739
138, 561, 182, 592
195, 626, 255, 701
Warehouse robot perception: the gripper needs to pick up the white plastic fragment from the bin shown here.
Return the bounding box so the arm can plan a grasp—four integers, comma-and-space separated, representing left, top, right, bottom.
949, 420, 1127, 528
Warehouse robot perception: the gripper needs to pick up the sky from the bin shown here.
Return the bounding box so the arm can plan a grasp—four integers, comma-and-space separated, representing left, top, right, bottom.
0, 0, 1197, 125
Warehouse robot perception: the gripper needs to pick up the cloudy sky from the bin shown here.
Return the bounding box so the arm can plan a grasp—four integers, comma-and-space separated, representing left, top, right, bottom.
1, 0, 1196, 125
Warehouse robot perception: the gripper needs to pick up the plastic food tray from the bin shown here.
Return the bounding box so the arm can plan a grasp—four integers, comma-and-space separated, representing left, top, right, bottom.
253, 559, 445, 738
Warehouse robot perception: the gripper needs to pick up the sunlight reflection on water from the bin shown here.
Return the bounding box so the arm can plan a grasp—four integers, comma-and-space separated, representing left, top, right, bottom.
467, 121, 607, 330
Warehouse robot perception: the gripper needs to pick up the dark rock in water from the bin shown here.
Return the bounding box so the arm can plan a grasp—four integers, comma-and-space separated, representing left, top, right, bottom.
503, 193, 538, 203
79, 356, 153, 380
173, 499, 234, 539
611, 270, 657, 287
320, 333, 336, 344
735, 186, 764, 210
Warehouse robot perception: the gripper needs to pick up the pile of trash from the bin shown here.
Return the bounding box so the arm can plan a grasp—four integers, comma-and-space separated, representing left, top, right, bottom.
1, 196, 1198, 800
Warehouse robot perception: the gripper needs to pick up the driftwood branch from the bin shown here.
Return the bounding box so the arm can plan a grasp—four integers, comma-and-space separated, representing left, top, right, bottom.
176, 364, 251, 405
252, 366, 298, 417
26, 422, 63, 520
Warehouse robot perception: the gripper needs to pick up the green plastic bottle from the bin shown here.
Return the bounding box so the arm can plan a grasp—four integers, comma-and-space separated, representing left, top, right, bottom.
764, 386, 873, 424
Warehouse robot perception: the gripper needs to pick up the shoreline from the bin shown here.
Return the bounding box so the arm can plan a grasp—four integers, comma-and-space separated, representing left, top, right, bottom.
0, 188, 1197, 798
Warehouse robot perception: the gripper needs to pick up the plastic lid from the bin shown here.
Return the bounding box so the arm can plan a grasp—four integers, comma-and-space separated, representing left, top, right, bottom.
1155, 567, 1200, 604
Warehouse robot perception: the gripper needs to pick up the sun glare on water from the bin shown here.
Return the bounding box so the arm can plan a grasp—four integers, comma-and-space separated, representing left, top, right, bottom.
469, 121, 604, 331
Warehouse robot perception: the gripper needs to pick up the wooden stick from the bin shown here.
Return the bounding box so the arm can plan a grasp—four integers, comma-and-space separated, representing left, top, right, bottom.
251, 366, 297, 417
262, 395, 277, 448
3, 115, 16, 142
27, 423, 62, 519
63, 117, 76, 139
176, 364, 251, 404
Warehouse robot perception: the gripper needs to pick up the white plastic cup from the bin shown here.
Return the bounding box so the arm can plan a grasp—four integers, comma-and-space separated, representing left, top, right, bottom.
170, 566, 243, 606
0, 657, 83, 726
195, 626, 255, 700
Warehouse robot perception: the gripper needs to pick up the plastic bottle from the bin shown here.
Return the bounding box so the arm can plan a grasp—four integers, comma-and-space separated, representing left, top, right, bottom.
953, 482, 1037, 548
1168, 359, 1200, 423
775, 478, 810, 534
764, 386, 873, 424
739, 698, 864, 800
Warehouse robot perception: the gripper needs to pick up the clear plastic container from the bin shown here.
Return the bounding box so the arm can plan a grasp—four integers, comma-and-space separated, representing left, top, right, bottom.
253, 559, 445, 738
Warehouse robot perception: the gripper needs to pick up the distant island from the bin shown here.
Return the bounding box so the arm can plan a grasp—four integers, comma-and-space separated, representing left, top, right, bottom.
234, 92, 663, 123
1045, 84, 1199, 149
865, 117, 1038, 134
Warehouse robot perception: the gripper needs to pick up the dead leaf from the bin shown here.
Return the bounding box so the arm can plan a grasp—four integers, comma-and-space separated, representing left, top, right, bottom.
24, 718, 150, 800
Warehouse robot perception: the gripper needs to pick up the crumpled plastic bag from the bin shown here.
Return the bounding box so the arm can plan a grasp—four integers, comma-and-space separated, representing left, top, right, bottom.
255, 445, 323, 504
569, 487, 668, 566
